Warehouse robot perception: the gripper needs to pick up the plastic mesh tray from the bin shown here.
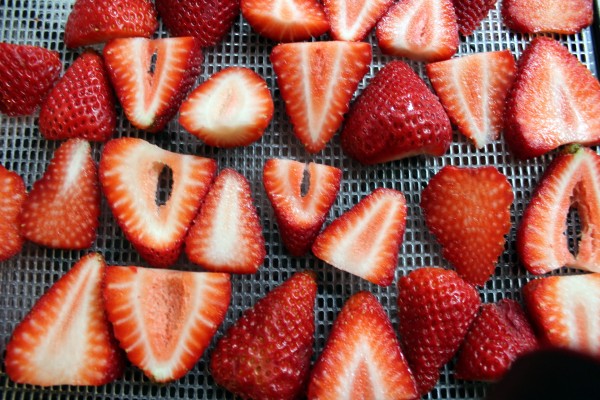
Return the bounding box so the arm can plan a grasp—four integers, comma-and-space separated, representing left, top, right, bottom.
0, 0, 598, 399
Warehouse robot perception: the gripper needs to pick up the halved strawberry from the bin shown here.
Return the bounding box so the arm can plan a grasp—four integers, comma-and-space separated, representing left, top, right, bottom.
323, 0, 394, 41
0, 165, 26, 262
504, 37, 600, 159
270, 41, 371, 153
99, 138, 216, 268
103, 37, 203, 133
263, 158, 342, 256
211, 271, 316, 399
39, 51, 116, 142
312, 188, 406, 286
518, 146, 600, 275
523, 274, 600, 357
426, 50, 516, 149
5, 253, 124, 386
452, 0, 497, 36
420, 166, 513, 286
64, 0, 157, 48
20, 139, 100, 250
242, 0, 329, 42
103, 266, 231, 382
0, 43, 61, 116
185, 169, 266, 274
502, 0, 592, 35
376, 0, 459, 62
308, 292, 418, 400
179, 67, 274, 148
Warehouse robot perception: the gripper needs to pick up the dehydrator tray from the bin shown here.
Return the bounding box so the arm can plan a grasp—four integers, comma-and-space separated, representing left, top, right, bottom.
1, 1, 599, 399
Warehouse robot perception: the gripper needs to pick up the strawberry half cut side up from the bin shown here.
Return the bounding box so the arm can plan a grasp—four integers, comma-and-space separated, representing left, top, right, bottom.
518, 146, 600, 275
185, 169, 266, 274
103, 37, 203, 133
271, 41, 371, 153
502, 0, 592, 35
4, 253, 124, 386
20, 139, 100, 250
0, 165, 26, 262
504, 37, 600, 159
312, 188, 406, 286
99, 138, 216, 268
308, 292, 418, 400
103, 266, 231, 382
263, 158, 342, 256
452, 0, 497, 36
211, 271, 317, 399
324, 0, 394, 42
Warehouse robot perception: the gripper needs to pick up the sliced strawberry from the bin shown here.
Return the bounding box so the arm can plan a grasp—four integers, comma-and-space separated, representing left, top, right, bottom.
179, 67, 274, 148
308, 292, 418, 400
270, 41, 371, 153
456, 299, 539, 381
211, 271, 316, 399
39, 51, 116, 142
185, 169, 266, 274
376, 0, 459, 62
504, 37, 600, 159
5, 253, 124, 386
20, 139, 100, 250
242, 0, 329, 42
518, 146, 600, 275
0, 43, 61, 116
523, 274, 600, 357
64, 0, 157, 48
426, 50, 516, 149
323, 0, 394, 41
341, 61, 452, 165
312, 188, 406, 286
103, 266, 231, 382
452, 0, 497, 36
263, 158, 342, 256
502, 0, 592, 35
397, 267, 481, 396
420, 166, 513, 286
103, 37, 203, 133
99, 138, 216, 268
0, 165, 26, 262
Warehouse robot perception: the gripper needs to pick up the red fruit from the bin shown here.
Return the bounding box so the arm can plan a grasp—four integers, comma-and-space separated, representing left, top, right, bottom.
64, 0, 157, 48
504, 37, 600, 159
426, 50, 516, 149
263, 158, 342, 256
0, 43, 61, 116
0, 165, 26, 261
155, 0, 240, 47
376, 0, 459, 62
103, 37, 202, 133
452, 0, 497, 36
5, 253, 124, 386
341, 61, 452, 165
312, 188, 406, 286
179, 67, 274, 148
397, 267, 481, 396
323, 0, 394, 41
211, 272, 317, 399
420, 166, 513, 286
308, 292, 418, 400
185, 169, 266, 274
242, 0, 329, 42
39, 51, 116, 142
456, 300, 539, 381
502, 0, 592, 34
518, 147, 600, 275
20, 139, 100, 250
99, 138, 216, 268
103, 266, 230, 382
523, 274, 600, 357
271, 41, 371, 153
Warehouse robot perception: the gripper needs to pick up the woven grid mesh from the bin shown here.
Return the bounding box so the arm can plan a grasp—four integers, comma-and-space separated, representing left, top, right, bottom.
0, 0, 598, 399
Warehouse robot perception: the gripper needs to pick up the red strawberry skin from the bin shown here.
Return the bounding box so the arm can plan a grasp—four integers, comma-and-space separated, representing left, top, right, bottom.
39, 51, 116, 142
64, 0, 157, 48
0, 165, 26, 262
0, 43, 62, 116
341, 61, 452, 165
211, 271, 317, 399
452, 0, 497, 36
502, 0, 592, 35
456, 299, 539, 381
397, 267, 481, 396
